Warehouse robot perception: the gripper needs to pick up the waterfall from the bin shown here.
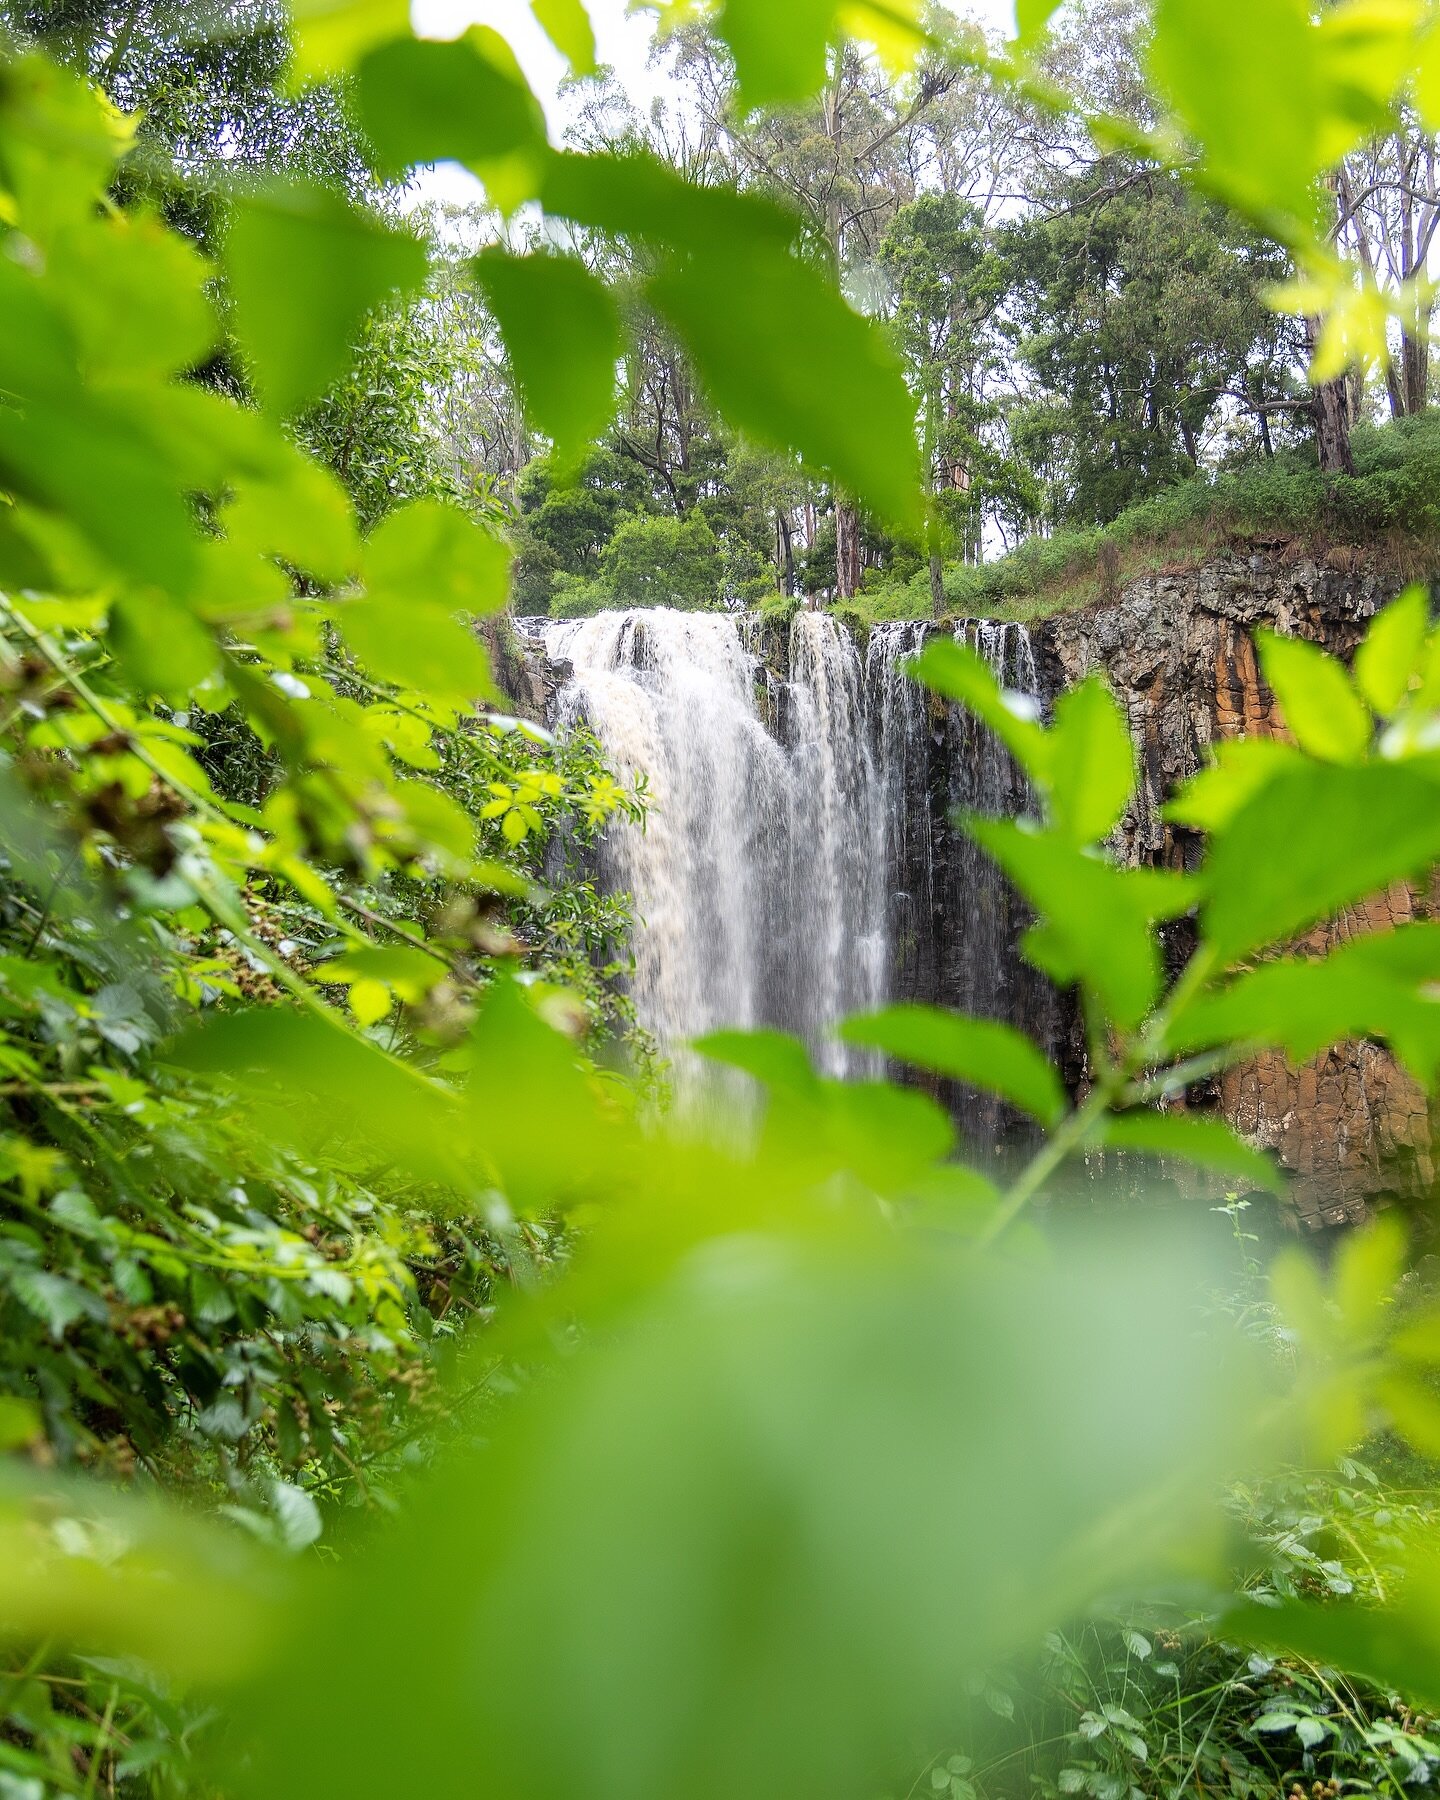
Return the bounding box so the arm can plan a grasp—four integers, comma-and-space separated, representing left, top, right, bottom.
540, 609, 887, 1107
534, 606, 1058, 1136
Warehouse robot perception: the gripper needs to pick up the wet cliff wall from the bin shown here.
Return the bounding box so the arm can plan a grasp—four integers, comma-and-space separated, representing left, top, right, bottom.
1032, 548, 1436, 1229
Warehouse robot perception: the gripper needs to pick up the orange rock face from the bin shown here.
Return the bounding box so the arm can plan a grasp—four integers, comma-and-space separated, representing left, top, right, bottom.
1035, 548, 1437, 1230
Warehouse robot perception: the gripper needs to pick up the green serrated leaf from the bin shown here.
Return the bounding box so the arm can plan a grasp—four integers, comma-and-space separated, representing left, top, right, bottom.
1201, 761, 1440, 961
288, 0, 410, 79
1101, 1113, 1282, 1194
355, 31, 547, 184
647, 239, 922, 527
227, 183, 428, 418
1256, 629, 1372, 762
1046, 676, 1134, 845
364, 499, 510, 617
839, 1004, 1065, 1125
472, 251, 622, 462
1356, 586, 1431, 715
530, 0, 597, 72
970, 821, 1161, 1031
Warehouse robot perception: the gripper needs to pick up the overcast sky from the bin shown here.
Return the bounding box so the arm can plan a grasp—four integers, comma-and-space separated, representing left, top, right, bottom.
408, 0, 1021, 207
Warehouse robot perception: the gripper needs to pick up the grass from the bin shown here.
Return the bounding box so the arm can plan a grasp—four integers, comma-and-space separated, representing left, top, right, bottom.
851, 411, 1440, 633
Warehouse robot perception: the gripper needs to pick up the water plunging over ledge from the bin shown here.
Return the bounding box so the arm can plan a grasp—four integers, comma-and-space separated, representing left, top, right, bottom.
527, 607, 1052, 1130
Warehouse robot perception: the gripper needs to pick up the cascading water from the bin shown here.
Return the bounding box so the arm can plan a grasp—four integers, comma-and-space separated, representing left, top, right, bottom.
534, 605, 1059, 1136
540, 609, 888, 1107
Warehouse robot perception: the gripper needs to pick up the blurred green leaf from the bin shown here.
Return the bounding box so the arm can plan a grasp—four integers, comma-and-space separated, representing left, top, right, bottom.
1332, 1212, 1406, 1353
1256, 629, 1372, 762
1164, 737, 1307, 832
531, 0, 597, 72
1355, 586, 1430, 715
239, 1222, 1271, 1800
907, 637, 1047, 777
648, 241, 922, 526
173, 1006, 466, 1186
1201, 762, 1440, 960
339, 600, 495, 707
49, 209, 215, 381
1015, 0, 1064, 39
969, 821, 1161, 1030
472, 251, 622, 462
226, 183, 428, 417
288, 0, 411, 78
1046, 677, 1134, 845
1229, 1574, 1440, 1716
839, 1004, 1065, 1125
1100, 1112, 1282, 1194
541, 149, 801, 253
1148, 0, 1326, 226
109, 592, 221, 700
697, 1027, 820, 1096
354, 31, 546, 186
1169, 922, 1440, 1088
364, 498, 510, 615
707, 0, 926, 109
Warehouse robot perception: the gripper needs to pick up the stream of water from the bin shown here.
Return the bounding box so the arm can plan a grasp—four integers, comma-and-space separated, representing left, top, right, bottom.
534, 607, 1046, 1122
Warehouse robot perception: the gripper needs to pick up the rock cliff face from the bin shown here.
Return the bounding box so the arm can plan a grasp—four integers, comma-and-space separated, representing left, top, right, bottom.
505, 550, 1435, 1230
1031, 548, 1435, 1228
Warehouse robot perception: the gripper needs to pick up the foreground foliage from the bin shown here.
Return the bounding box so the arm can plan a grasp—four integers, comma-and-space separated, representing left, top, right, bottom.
0, 1, 1437, 1797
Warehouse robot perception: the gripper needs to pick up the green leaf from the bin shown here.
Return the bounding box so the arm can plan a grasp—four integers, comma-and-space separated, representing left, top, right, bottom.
709, 0, 926, 109
49, 209, 215, 382
171, 1006, 465, 1186
1164, 737, 1307, 832
1200, 761, 1440, 961
541, 150, 800, 255
1332, 1212, 1406, 1354
226, 182, 428, 418
906, 636, 1047, 778
1148, 0, 1328, 226
471, 251, 622, 462
287, 0, 411, 78
1169, 922, 1440, 1088
969, 821, 1161, 1031
839, 1004, 1066, 1126
530, 0, 597, 72
695, 1028, 819, 1095
364, 499, 510, 616
354, 31, 547, 187
1229, 1582, 1440, 1716
1101, 1113, 1282, 1194
238, 1224, 1272, 1800
109, 592, 220, 699
1015, 0, 1065, 40
1046, 677, 1134, 845
1355, 586, 1430, 715
1255, 630, 1372, 762
316, 945, 444, 1001
338, 601, 495, 708
647, 241, 922, 527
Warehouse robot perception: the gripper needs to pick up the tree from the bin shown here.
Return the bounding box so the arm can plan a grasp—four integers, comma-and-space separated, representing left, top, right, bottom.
1002, 160, 1297, 527
881, 193, 1010, 605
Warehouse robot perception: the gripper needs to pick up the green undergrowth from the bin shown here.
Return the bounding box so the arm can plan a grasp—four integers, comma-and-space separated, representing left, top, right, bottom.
851, 413, 1440, 634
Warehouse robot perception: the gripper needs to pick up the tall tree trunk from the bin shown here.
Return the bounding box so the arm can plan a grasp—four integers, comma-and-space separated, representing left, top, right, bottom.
1306, 316, 1356, 476
928, 552, 945, 618
1400, 323, 1429, 414
776, 511, 796, 597
835, 499, 862, 600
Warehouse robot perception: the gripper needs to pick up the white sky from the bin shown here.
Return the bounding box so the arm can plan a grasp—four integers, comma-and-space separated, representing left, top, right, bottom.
407, 0, 1020, 208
